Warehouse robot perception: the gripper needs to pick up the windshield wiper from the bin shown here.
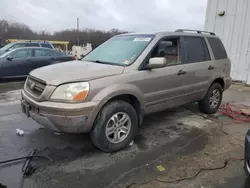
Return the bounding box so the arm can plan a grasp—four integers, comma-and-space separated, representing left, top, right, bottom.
88, 60, 125, 66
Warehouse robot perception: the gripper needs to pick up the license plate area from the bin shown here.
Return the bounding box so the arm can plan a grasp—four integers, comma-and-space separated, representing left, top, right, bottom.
21, 100, 31, 117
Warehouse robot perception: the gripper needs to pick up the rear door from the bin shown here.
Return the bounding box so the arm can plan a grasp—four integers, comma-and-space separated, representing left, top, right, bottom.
30, 48, 51, 72
0, 48, 33, 77
180, 36, 212, 102
50, 50, 73, 63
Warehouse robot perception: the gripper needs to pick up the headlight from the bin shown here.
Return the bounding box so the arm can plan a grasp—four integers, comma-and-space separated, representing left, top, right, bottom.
50, 82, 89, 101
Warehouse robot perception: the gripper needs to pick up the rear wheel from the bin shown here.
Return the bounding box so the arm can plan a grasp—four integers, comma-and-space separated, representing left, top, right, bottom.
199, 83, 223, 114
90, 100, 138, 152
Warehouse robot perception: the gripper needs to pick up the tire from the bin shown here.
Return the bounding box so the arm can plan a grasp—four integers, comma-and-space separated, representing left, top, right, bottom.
199, 82, 223, 114
90, 100, 138, 152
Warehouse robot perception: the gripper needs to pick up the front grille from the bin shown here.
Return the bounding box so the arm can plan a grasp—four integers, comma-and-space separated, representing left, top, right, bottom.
26, 76, 46, 97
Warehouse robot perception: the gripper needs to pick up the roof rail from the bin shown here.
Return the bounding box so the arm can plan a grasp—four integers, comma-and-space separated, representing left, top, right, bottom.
23, 40, 49, 43
175, 29, 216, 36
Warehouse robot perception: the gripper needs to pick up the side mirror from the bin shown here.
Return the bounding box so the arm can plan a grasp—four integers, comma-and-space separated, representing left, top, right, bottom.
147, 57, 166, 69
6, 56, 13, 61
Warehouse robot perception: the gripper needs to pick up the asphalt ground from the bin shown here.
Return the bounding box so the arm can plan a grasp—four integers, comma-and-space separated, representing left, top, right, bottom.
0, 81, 249, 188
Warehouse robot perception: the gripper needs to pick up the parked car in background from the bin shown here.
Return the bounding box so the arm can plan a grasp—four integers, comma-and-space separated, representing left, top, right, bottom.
21, 29, 231, 152
0, 47, 76, 79
0, 41, 55, 56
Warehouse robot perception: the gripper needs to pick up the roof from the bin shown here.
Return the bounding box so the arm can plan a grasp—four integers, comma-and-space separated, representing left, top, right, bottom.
7, 39, 69, 45
10, 47, 56, 51
118, 29, 218, 38
118, 32, 159, 36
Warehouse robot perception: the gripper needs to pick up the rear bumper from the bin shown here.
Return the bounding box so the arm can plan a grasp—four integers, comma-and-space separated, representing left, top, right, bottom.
21, 90, 99, 133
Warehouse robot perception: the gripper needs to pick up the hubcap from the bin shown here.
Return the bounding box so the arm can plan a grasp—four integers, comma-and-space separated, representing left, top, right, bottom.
105, 112, 131, 144
209, 89, 220, 108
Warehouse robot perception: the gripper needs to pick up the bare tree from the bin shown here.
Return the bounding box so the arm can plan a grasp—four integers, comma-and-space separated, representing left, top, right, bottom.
0, 19, 127, 49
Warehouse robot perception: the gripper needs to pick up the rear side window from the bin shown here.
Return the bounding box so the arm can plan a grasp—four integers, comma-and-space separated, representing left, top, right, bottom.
35, 49, 50, 57
25, 43, 40, 47
183, 37, 211, 63
40, 43, 53, 49
207, 38, 227, 60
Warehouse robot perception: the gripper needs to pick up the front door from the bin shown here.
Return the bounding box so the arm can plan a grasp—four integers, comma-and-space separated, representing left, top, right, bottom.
0, 48, 33, 78
139, 36, 187, 114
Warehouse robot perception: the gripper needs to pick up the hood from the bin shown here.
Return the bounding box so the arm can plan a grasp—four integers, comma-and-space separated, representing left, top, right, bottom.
30, 60, 125, 86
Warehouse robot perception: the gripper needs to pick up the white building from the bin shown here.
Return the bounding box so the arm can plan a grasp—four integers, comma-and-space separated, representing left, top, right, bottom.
205, 0, 250, 84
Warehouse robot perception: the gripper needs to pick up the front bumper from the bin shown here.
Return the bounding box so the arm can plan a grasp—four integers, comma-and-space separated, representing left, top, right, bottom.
244, 135, 250, 177
21, 90, 99, 133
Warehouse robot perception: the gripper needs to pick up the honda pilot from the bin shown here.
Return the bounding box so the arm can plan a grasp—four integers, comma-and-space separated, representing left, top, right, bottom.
21, 29, 231, 152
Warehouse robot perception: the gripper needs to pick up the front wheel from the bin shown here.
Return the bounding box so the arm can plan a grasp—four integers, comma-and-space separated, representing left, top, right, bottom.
90, 100, 138, 152
199, 83, 223, 114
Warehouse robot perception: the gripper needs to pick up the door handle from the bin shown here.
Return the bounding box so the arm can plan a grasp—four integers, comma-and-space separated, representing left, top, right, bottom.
26, 59, 31, 62
50, 57, 56, 60
208, 65, 214, 70
177, 70, 187, 75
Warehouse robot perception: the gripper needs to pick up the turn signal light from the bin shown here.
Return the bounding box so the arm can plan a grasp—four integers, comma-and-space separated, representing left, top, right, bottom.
73, 90, 88, 101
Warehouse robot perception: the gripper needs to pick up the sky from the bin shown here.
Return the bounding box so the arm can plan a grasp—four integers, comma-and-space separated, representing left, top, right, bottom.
0, 0, 207, 33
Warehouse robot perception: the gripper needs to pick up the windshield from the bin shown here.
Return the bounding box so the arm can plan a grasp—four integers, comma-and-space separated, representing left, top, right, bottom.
83, 35, 154, 66
0, 50, 13, 58
0, 43, 15, 51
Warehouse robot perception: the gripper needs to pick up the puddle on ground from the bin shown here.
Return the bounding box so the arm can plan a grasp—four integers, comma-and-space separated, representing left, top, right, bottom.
0, 81, 24, 93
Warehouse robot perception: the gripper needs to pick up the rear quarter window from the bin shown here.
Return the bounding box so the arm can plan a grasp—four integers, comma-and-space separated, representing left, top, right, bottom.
207, 37, 227, 60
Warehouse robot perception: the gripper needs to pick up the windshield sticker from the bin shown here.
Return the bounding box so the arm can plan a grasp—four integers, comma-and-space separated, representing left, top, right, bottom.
123, 60, 131, 65
133, 38, 151, 42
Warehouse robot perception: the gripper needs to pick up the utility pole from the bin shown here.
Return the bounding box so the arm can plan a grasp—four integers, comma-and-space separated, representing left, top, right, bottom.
77, 18, 80, 46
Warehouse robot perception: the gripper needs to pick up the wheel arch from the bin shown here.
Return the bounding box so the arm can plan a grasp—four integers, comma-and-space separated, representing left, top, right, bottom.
86, 84, 145, 132
212, 77, 225, 90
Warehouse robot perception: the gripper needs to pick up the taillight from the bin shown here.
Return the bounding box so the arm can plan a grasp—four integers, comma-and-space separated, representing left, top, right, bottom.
72, 56, 76, 60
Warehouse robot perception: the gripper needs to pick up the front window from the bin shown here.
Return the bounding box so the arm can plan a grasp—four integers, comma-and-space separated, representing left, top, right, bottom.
83, 35, 154, 66
12, 49, 32, 59
10, 43, 26, 50
0, 43, 15, 51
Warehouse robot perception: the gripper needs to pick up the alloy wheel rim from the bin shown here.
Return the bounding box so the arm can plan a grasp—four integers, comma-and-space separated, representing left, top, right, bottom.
105, 112, 131, 144
209, 89, 220, 108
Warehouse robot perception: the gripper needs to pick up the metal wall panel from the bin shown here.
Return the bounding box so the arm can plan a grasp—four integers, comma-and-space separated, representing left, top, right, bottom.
205, 0, 250, 83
